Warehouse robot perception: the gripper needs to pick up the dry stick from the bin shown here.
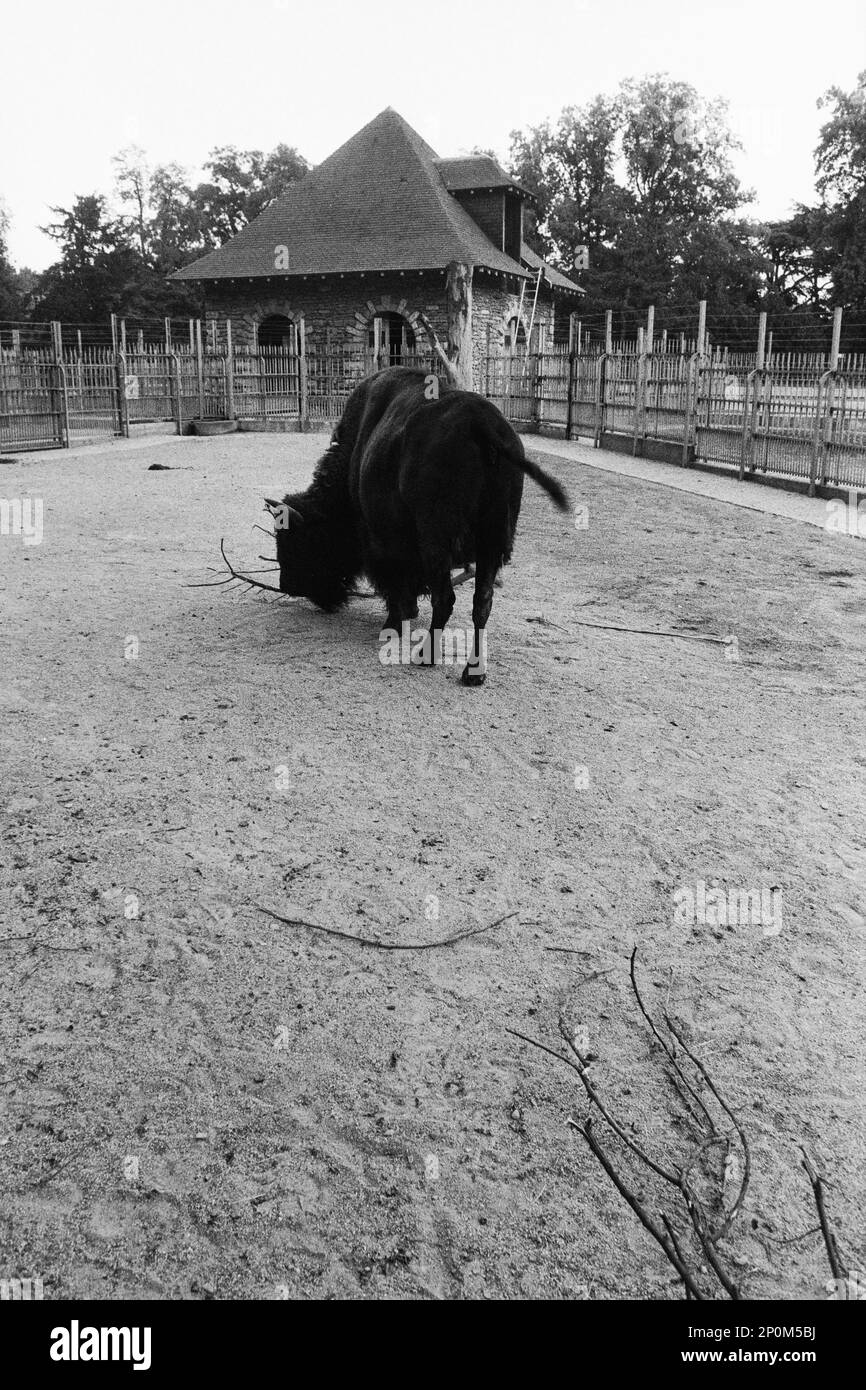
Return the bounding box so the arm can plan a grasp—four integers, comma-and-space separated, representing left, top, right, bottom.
579, 1119, 706, 1301
681, 1177, 742, 1300
662, 1214, 694, 1300
664, 1015, 751, 1242
255, 904, 517, 951
508, 1025, 680, 1185
801, 1150, 847, 1282
630, 949, 715, 1135
542, 622, 728, 645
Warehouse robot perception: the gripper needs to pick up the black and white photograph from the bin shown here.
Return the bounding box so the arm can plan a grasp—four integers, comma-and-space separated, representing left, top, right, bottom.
1, 0, 864, 1346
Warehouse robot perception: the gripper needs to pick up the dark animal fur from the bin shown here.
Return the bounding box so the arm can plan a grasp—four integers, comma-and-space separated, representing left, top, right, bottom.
269, 366, 569, 681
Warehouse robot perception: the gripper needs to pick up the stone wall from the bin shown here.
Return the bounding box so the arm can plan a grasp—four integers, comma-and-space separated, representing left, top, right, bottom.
203, 270, 563, 391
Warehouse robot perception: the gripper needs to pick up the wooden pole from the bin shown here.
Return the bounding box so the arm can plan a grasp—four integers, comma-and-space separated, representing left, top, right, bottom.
646, 305, 655, 355
195, 319, 204, 418
697, 301, 707, 357
605, 310, 613, 355
298, 315, 309, 430
756, 311, 767, 370
829, 307, 843, 371
225, 318, 235, 420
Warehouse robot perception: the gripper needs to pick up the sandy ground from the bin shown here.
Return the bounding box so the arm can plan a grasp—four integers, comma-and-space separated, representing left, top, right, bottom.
1, 430, 864, 1301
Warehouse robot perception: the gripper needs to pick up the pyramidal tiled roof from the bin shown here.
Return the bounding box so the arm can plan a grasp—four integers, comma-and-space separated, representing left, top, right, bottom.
172, 109, 540, 283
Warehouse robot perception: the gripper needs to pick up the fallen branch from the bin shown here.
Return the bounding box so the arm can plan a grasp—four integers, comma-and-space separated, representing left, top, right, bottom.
801, 1150, 847, 1283
538, 621, 730, 646
255, 904, 517, 951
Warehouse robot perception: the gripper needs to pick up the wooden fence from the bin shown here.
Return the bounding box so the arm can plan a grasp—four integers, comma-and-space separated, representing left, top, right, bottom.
484, 346, 866, 492
4, 335, 866, 493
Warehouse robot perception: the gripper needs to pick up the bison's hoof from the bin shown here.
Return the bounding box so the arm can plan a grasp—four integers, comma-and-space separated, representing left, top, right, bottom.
461, 664, 487, 687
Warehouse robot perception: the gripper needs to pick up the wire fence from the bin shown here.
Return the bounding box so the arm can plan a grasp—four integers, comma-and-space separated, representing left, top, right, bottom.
3, 322, 865, 493
484, 346, 866, 491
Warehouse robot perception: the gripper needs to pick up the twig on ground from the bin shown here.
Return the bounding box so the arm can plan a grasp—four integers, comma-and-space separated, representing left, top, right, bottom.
255, 904, 517, 951
579, 1119, 706, 1301
801, 1150, 848, 1282
536, 621, 729, 645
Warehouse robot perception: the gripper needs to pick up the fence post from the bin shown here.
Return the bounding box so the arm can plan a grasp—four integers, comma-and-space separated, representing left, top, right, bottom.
171, 353, 183, 436
811, 308, 844, 491
682, 353, 700, 467
115, 352, 130, 439
809, 374, 829, 495
225, 319, 235, 420
57, 362, 71, 448
738, 369, 759, 480
110, 314, 119, 354
632, 326, 646, 456
565, 348, 575, 440
696, 301, 707, 358
195, 319, 205, 419
298, 315, 309, 431
594, 354, 607, 448
605, 310, 613, 355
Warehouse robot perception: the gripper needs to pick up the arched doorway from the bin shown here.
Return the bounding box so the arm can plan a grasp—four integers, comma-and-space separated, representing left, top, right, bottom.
504, 317, 527, 350
257, 314, 297, 350
369, 311, 416, 365
256, 315, 297, 414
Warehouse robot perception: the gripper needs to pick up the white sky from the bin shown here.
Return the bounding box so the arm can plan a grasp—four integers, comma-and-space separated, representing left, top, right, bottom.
1, 0, 863, 270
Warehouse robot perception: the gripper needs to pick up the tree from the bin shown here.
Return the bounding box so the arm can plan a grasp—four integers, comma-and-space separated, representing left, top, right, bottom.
191, 143, 309, 245
0, 199, 22, 318
813, 70, 866, 319
510, 76, 761, 336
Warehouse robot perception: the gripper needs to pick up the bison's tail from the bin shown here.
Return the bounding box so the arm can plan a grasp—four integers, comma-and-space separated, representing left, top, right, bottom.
513, 449, 569, 511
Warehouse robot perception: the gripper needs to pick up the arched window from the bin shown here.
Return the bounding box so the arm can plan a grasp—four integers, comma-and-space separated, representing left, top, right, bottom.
504, 317, 527, 350
257, 314, 297, 351
368, 311, 416, 365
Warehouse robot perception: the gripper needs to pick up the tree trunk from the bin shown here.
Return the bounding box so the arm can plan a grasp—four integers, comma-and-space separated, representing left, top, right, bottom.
445, 261, 474, 389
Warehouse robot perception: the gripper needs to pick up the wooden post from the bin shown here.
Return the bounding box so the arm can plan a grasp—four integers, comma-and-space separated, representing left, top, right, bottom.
50, 320, 62, 363
646, 305, 655, 356
172, 353, 183, 436
57, 362, 71, 447
298, 315, 309, 430
756, 311, 767, 370
605, 310, 613, 355
165, 318, 172, 354
120, 319, 127, 355
195, 319, 204, 418
633, 326, 646, 456
697, 301, 707, 357
110, 313, 119, 354
661, 329, 668, 355
445, 261, 474, 388
115, 352, 130, 438
225, 319, 235, 420
829, 307, 843, 371
565, 344, 575, 441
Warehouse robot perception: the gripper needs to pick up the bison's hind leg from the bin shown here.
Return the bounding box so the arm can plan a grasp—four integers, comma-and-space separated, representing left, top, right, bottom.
461, 545, 502, 687
411, 554, 456, 668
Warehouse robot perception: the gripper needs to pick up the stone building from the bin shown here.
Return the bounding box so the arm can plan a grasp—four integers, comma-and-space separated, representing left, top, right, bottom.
171, 108, 582, 387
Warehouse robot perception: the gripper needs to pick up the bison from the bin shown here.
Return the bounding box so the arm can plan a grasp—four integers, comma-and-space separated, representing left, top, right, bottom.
266, 366, 569, 685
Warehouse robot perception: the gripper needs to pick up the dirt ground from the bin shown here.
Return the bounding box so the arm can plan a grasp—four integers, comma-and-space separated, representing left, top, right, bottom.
1, 430, 864, 1301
